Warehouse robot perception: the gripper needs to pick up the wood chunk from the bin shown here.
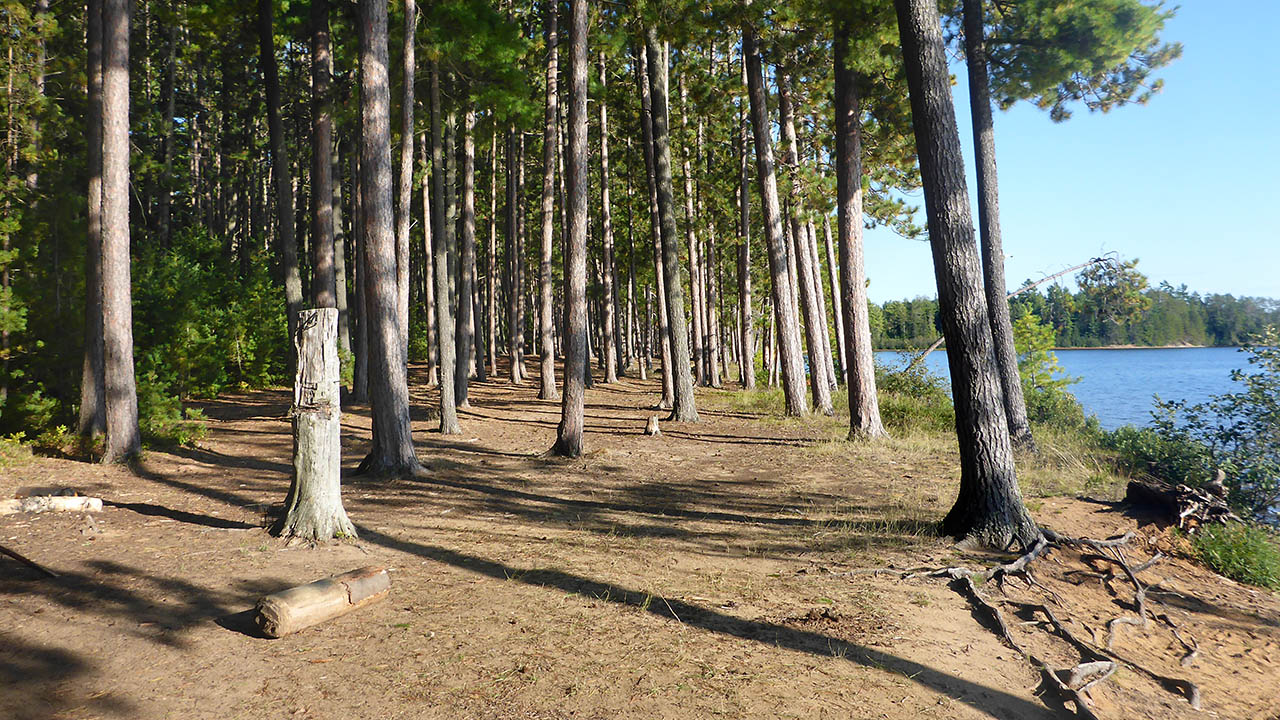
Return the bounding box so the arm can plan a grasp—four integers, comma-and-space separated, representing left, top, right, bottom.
254, 566, 390, 638
644, 416, 661, 436
0, 496, 104, 515
1125, 478, 1239, 531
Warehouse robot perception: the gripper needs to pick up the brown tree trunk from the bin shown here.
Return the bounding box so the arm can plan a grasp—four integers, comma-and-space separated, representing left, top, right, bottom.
395, 0, 415, 366
678, 77, 706, 386
101, 0, 140, 461
486, 126, 498, 378
644, 32, 698, 423
156, 20, 176, 247
737, 53, 755, 390
806, 220, 837, 390
599, 51, 619, 384
635, 44, 673, 410
311, 0, 336, 308
505, 126, 523, 384
537, 5, 560, 400
419, 130, 438, 386
430, 62, 461, 433
822, 215, 846, 385
355, 0, 421, 475
553, 0, 589, 456
963, 0, 1035, 450
743, 27, 806, 416
79, 0, 107, 438
351, 137, 369, 401
258, 0, 304, 373
332, 127, 352, 355
454, 108, 477, 408
894, 0, 1038, 549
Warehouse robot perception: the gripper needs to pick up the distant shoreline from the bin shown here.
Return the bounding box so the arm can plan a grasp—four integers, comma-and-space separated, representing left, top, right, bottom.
1052, 344, 1231, 351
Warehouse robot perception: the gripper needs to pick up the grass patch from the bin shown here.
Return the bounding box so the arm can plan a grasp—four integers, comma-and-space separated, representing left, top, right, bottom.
1188, 522, 1280, 590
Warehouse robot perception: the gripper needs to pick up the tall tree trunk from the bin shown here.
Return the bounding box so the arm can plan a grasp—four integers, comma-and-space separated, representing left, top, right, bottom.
101, 0, 140, 462
430, 62, 461, 433
395, 0, 415, 366
311, 0, 336, 308
894, 0, 1037, 549
537, 5, 560, 400
505, 127, 523, 384
822, 215, 846, 384
454, 108, 477, 408
356, 0, 421, 474
777, 73, 832, 415
833, 26, 887, 439
678, 77, 706, 386
737, 53, 755, 390
352, 136, 369, 401
635, 44, 673, 409
258, 0, 303, 373
79, 0, 107, 438
156, 20, 176, 247
485, 126, 498, 378
963, 0, 1034, 450
553, 0, 588, 456
644, 32, 698, 423
806, 220, 837, 390
743, 27, 806, 416
419, 130, 438, 385
598, 51, 619, 384
332, 127, 352, 355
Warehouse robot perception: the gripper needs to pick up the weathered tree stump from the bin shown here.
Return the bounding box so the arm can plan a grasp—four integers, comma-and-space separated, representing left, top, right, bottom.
254, 566, 390, 638
273, 308, 355, 540
0, 496, 103, 515
644, 415, 661, 436
1125, 477, 1239, 532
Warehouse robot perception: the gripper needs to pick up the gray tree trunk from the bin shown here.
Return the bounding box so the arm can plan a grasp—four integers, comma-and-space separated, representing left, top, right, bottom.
430, 62, 461, 434
487, 126, 499, 378
743, 28, 807, 416
599, 51, 619, 385
678, 78, 706, 386
395, 0, 415, 366
553, 0, 589, 456
963, 0, 1035, 450
419, 130, 438, 386
454, 108, 477, 408
644, 32, 698, 423
311, 0, 336, 309
537, 5, 560, 400
635, 44, 674, 410
737, 52, 755, 390
101, 0, 140, 461
275, 308, 355, 540
895, 0, 1038, 549
79, 0, 107, 438
333, 131, 352, 356
807, 220, 838, 391
822, 215, 846, 385
356, 0, 422, 474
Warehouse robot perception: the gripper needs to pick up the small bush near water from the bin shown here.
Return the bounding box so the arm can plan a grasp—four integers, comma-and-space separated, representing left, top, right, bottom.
1188, 522, 1280, 590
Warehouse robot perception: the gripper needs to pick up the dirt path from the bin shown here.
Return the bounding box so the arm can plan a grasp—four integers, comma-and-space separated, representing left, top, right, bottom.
3, 365, 1277, 719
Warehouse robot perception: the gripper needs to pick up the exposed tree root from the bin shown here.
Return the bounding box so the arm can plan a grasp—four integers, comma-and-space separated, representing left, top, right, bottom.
830, 529, 1207, 715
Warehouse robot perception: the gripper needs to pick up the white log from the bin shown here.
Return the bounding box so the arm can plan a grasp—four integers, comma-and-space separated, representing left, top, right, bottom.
254, 566, 390, 638
0, 496, 103, 515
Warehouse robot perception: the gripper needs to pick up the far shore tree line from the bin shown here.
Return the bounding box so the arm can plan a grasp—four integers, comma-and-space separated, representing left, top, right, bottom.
1, 0, 1182, 548
874, 262, 1280, 350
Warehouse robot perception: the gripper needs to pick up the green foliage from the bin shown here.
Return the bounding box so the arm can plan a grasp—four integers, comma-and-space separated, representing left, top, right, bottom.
1012, 312, 1090, 430
136, 371, 208, 447
874, 360, 954, 433
1188, 522, 1280, 590
1104, 423, 1210, 486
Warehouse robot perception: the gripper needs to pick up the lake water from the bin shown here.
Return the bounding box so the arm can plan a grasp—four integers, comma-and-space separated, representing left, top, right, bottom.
876, 347, 1249, 430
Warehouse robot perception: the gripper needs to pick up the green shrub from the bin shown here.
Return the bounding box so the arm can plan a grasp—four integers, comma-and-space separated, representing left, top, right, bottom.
137, 371, 207, 447
875, 360, 954, 433
1190, 522, 1280, 590
1013, 313, 1093, 431
1103, 423, 1212, 485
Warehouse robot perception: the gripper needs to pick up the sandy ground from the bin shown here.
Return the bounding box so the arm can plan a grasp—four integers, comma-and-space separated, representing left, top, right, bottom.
2, 363, 1278, 720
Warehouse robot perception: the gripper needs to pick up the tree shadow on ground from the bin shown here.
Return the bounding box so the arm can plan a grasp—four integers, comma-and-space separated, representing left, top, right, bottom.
354, 524, 1059, 720
0, 630, 136, 720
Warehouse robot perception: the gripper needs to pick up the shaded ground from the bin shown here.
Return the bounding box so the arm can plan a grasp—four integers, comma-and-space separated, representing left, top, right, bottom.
2, 362, 1277, 720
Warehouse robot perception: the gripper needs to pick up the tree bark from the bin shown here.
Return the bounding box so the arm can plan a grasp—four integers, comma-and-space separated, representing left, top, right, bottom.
644, 32, 698, 423
332, 127, 352, 354
822, 215, 846, 385
430, 63, 461, 433
963, 0, 1035, 450
311, 0, 336, 309
79, 0, 107, 438
635, 44, 673, 409
484, 126, 498, 379
101, 0, 140, 461
395, 0, 415, 366
743, 27, 806, 416
678, 77, 706, 386
356, 0, 422, 474
258, 0, 304, 374
599, 51, 619, 385
553, 0, 589, 456
505, 127, 523, 384
537, 5, 560, 400
419, 130, 438, 385
275, 308, 355, 540
777, 73, 833, 415
807, 220, 838, 390
894, 0, 1038, 549
454, 108, 477, 408
351, 137, 369, 401
737, 52, 755, 390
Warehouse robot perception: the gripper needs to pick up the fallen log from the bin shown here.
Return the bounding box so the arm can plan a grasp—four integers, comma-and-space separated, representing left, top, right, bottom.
1124, 478, 1239, 532
254, 566, 390, 638
0, 496, 103, 515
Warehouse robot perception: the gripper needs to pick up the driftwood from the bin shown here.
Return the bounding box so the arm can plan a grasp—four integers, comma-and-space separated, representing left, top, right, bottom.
1125, 477, 1239, 531
0, 496, 103, 515
254, 566, 390, 638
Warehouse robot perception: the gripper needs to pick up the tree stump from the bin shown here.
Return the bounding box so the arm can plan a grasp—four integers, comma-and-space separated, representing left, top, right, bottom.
644, 415, 661, 436
254, 566, 390, 638
273, 308, 355, 540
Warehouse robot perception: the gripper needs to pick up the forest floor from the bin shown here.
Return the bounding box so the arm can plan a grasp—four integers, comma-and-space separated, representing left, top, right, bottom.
2, 362, 1278, 720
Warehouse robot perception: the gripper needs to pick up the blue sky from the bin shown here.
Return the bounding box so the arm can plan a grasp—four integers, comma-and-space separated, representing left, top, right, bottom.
861, 1, 1280, 304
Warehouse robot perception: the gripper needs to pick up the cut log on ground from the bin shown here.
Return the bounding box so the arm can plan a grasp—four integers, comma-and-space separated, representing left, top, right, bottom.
1125, 478, 1239, 531
0, 496, 104, 515
254, 566, 390, 638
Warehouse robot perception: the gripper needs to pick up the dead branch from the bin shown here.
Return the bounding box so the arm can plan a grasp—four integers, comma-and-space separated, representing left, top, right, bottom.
0, 542, 59, 578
